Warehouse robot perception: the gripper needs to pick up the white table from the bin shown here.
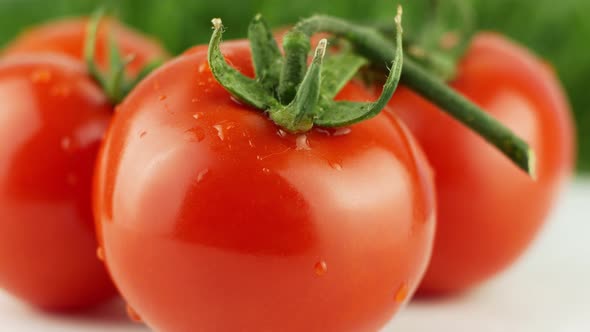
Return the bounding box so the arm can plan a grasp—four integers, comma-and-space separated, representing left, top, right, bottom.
2, 180, 589, 332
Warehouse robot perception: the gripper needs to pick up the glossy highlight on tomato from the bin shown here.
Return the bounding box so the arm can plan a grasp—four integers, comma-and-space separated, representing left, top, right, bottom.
3, 17, 168, 75
94, 40, 436, 332
389, 33, 575, 294
0, 54, 115, 309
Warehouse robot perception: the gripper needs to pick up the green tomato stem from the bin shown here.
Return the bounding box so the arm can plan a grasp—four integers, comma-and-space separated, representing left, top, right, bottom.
291, 12, 535, 176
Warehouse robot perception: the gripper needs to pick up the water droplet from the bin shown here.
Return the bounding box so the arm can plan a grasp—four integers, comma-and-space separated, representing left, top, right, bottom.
191, 98, 200, 103
248, 139, 255, 148
30, 69, 52, 83
197, 169, 209, 183
139, 130, 147, 138
277, 129, 287, 138
159, 95, 167, 101
262, 168, 270, 174
296, 135, 310, 151
198, 62, 209, 73
256, 155, 262, 161
329, 162, 342, 171
197, 81, 206, 86
230, 96, 244, 106
66, 173, 78, 185
61, 137, 72, 151
184, 127, 205, 142
126, 304, 143, 323
96, 247, 105, 262
314, 261, 327, 276
213, 124, 225, 141
192, 112, 203, 120
315, 128, 331, 136
50, 84, 71, 97
395, 283, 409, 303
333, 128, 351, 136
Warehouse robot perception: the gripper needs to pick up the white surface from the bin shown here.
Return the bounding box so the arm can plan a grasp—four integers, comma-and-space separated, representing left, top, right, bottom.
1, 180, 589, 332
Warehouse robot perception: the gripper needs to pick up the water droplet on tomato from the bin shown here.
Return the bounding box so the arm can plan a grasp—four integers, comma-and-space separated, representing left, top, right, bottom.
395, 283, 409, 303
314, 261, 327, 276
333, 127, 351, 136
126, 304, 143, 323
296, 135, 310, 151
262, 168, 270, 174
213, 124, 225, 141
96, 247, 105, 262
315, 128, 331, 136
191, 97, 200, 103
248, 139, 255, 148
197, 169, 209, 183
184, 127, 205, 142
329, 162, 342, 171
159, 95, 167, 101
30, 69, 52, 83
198, 62, 209, 73
277, 129, 287, 138
61, 137, 72, 151
230, 96, 244, 106
139, 130, 147, 138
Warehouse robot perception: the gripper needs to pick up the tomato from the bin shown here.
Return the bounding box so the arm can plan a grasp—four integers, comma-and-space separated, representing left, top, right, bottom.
3, 17, 168, 75
94, 40, 436, 332
388, 33, 575, 294
0, 54, 115, 309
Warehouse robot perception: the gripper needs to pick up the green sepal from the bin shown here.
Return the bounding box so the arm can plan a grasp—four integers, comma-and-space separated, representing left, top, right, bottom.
208, 18, 277, 110
248, 14, 283, 92
315, 14, 403, 127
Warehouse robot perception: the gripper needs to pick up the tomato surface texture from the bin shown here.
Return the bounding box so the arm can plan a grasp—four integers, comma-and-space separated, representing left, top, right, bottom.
0, 55, 115, 309
389, 33, 575, 294
94, 40, 436, 332
3, 17, 168, 75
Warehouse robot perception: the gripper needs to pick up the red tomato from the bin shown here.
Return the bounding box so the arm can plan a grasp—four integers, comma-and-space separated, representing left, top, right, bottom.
0, 54, 114, 309
389, 33, 574, 294
3, 17, 168, 75
94, 40, 436, 332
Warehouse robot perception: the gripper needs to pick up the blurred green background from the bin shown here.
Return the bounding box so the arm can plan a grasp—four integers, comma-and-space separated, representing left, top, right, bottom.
0, 0, 588, 171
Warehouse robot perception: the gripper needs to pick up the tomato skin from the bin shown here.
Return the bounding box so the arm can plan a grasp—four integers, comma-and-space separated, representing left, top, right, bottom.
389, 33, 575, 294
94, 41, 436, 332
3, 17, 168, 75
0, 55, 116, 309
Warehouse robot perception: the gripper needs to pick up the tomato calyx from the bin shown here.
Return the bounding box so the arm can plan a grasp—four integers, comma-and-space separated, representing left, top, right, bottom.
84, 8, 163, 104
207, 9, 404, 133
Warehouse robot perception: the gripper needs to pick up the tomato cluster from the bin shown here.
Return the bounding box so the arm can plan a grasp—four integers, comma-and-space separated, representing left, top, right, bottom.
0, 8, 573, 332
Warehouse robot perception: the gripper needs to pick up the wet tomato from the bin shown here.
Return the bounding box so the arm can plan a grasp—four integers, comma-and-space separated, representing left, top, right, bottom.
0, 54, 115, 309
389, 33, 575, 294
3, 17, 168, 75
94, 40, 436, 332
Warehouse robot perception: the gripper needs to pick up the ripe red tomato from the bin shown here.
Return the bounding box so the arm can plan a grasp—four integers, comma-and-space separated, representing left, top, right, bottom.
94, 40, 436, 332
0, 54, 115, 309
3, 17, 168, 75
389, 33, 575, 294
